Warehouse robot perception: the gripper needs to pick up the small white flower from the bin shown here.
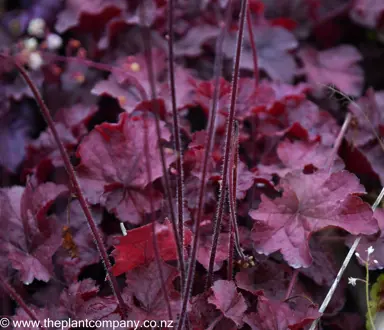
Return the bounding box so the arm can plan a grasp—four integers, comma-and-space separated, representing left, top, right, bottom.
46, 33, 63, 50
28, 52, 43, 70
348, 277, 357, 286
367, 246, 375, 256
24, 37, 38, 51
355, 252, 360, 258
27, 18, 45, 38
374, 260, 379, 264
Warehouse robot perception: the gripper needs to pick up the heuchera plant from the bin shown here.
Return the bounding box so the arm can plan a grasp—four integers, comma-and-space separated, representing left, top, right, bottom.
1, 0, 384, 329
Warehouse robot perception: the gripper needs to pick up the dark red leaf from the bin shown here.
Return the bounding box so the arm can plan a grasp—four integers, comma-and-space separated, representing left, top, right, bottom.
277, 139, 344, 173
123, 260, 180, 321
298, 45, 364, 97
250, 170, 377, 268
76, 112, 174, 223
0, 182, 68, 284
111, 220, 192, 276
299, 236, 339, 286
347, 209, 384, 269
236, 260, 296, 299
208, 280, 248, 326
244, 295, 321, 330
223, 23, 298, 82
60, 279, 117, 319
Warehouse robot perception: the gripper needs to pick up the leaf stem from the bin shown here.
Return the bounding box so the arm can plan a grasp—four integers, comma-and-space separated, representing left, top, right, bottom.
167, 0, 186, 291
176, 2, 233, 328
0, 276, 47, 330
142, 112, 173, 320
227, 121, 239, 279
228, 121, 245, 261
9, 57, 128, 319
139, 3, 185, 292
206, 0, 248, 289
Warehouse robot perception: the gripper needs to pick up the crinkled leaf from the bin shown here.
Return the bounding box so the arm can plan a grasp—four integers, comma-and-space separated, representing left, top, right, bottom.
208, 280, 247, 326
277, 139, 344, 173
124, 260, 180, 321
76, 112, 174, 223
60, 279, 117, 319
250, 170, 377, 268
0, 183, 68, 284
347, 209, 384, 270
256, 99, 339, 144
223, 24, 298, 82
244, 295, 321, 330
298, 45, 364, 97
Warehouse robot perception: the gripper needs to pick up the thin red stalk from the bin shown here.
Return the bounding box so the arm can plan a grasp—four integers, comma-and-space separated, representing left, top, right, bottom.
228, 122, 245, 260
177, 2, 233, 329
227, 122, 239, 280
42, 53, 148, 100
139, 4, 184, 286
0, 276, 47, 330
285, 269, 299, 300
9, 58, 128, 318
206, 0, 248, 289
142, 115, 173, 320
246, 5, 258, 86
167, 0, 186, 290
227, 229, 234, 280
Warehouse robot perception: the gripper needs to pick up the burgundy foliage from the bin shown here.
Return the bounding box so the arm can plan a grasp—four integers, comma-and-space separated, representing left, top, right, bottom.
1, 0, 384, 329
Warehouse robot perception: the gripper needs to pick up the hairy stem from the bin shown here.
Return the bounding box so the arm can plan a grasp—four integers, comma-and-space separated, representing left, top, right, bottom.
177, 2, 233, 329
142, 114, 173, 320
309, 187, 384, 330
0, 276, 47, 330
139, 3, 184, 288
167, 0, 186, 291
10, 58, 127, 318
227, 121, 239, 280
206, 0, 248, 289
228, 121, 246, 260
